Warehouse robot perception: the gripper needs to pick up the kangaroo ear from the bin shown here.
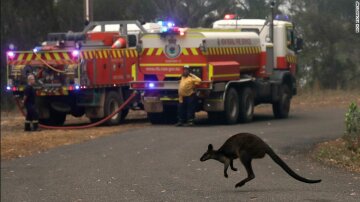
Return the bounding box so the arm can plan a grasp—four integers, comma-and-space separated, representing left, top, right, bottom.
208, 144, 213, 150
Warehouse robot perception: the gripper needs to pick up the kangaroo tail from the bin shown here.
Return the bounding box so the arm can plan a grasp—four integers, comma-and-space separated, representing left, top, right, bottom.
266, 147, 321, 184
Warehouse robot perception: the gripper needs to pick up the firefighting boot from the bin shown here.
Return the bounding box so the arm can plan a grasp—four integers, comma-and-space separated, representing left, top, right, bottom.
32, 121, 41, 131
24, 122, 31, 131
186, 119, 195, 127
175, 122, 184, 127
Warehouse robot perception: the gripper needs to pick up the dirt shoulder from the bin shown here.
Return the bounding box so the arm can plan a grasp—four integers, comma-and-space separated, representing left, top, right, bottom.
1, 90, 359, 162
1, 111, 150, 160
312, 138, 360, 173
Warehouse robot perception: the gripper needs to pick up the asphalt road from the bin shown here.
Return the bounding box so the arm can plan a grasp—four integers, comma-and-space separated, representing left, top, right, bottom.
2, 107, 360, 202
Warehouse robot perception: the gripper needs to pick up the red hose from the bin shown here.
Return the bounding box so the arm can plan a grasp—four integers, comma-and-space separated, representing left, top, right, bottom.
15, 92, 137, 130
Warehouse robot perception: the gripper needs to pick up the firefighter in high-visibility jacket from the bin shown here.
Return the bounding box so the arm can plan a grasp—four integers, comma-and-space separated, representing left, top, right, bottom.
23, 74, 40, 131
176, 65, 201, 126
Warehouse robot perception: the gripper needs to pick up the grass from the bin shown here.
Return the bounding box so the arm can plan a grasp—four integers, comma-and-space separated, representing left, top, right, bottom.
1, 111, 149, 160
313, 138, 360, 173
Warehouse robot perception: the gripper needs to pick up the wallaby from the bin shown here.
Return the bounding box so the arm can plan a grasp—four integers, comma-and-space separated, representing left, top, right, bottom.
200, 133, 321, 188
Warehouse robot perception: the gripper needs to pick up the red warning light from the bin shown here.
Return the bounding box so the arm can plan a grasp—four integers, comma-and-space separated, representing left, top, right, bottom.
224, 14, 236, 20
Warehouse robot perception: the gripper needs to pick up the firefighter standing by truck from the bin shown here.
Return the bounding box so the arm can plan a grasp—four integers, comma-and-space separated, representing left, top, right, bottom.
23, 74, 40, 131
176, 65, 202, 127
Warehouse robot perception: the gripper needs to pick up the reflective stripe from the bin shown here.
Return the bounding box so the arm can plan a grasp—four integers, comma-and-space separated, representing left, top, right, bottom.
209, 64, 214, 80
18, 53, 25, 61
146, 48, 154, 56
140, 63, 206, 67
53, 53, 61, 60
190, 48, 198, 55
182, 48, 189, 55
165, 74, 181, 77
131, 64, 137, 80
212, 73, 239, 78
62, 52, 70, 60
160, 97, 179, 101
45, 53, 52, 60
26, 53, 33, 61
155, 48, 163, 56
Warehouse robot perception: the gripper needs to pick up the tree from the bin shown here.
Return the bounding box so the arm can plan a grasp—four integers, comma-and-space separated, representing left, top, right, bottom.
289, 0, 360, 89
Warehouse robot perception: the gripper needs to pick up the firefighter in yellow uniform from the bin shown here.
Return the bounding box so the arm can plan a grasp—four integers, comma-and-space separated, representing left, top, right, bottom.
176, 65, 201, 126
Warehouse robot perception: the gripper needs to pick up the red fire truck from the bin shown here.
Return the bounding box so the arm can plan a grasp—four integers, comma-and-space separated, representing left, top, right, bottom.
6, 21, 161, 125
130, 16, 303, 124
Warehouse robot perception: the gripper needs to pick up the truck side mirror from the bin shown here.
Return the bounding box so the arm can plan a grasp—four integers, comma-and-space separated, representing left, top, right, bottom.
295, 37, 303, 53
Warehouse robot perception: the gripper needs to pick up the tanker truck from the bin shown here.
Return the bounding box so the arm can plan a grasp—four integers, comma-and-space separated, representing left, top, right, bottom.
129, 14, 302, 124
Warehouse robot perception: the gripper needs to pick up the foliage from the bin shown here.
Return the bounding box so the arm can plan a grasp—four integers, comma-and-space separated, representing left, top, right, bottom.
344, 102, 360, 151
289, 0, 360, 90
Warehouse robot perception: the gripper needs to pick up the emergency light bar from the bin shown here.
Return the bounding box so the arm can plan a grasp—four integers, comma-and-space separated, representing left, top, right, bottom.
224, 14, 236, 20
7, 51, 15, 59
275, 14, 291, 21
157, 21, 185, 36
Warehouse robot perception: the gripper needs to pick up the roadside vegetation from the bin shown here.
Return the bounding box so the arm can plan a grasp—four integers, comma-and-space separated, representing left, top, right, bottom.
313, 102, 360, 173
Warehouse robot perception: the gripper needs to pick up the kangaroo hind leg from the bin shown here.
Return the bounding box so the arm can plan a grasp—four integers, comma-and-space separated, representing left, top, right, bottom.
230, 159, 237, 171
235, 153, 255, 188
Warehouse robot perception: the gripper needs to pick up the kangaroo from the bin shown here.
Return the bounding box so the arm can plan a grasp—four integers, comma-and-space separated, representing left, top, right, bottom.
200, 133, 321, 188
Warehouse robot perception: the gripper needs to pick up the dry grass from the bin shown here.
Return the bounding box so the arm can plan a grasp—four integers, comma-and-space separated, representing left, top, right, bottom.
1, 90, 360, 161
312, 138, 360, 173
1, 111, 150, 160
293, 89, 360, 109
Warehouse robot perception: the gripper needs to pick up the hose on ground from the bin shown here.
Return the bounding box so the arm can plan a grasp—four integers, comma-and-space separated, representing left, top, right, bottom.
14, 92, 137, 130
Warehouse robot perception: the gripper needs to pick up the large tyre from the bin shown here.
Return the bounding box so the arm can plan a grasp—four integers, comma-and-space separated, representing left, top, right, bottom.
223, 88, 240, 124
104, 91, 123, 125
272, 84, 291, 119
208, 88, 240, 125
39, 108, 66, 126
238, 87, 254, 123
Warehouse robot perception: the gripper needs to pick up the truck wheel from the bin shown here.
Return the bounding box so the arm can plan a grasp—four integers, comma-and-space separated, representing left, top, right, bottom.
223, 88, 240, 124
238, 87, 254, 123
104, 91, 122, 125
272, 84, 291, 119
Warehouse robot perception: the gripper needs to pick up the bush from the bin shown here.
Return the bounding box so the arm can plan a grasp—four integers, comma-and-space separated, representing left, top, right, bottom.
343, 102, 360, 151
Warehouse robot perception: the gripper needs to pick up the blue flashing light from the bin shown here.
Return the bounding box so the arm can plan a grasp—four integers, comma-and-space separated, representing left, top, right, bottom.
275, 14, 290, 21
148, 82, 155, 88
33, 47, 40, 53
161, 27, 168, 33
167, 22, 174, 27
75, 85, 80, 90
6, 86, 11, 91
158, 20, 177, 33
